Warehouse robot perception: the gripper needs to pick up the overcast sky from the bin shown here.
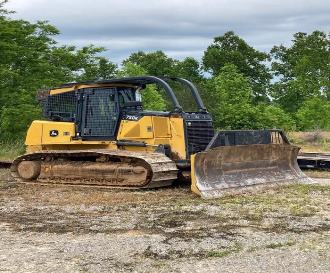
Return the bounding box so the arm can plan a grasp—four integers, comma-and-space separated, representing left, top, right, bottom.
6, 0, 330, 64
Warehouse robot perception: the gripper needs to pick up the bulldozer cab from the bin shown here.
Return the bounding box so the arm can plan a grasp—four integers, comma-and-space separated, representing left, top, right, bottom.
44, 85, 135, 139
42, 76, 215, 149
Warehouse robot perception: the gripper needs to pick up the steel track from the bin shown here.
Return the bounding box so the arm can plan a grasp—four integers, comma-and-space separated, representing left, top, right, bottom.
2, 152, 330, 172
0, 160, 12, 169
9, 150, 178, 188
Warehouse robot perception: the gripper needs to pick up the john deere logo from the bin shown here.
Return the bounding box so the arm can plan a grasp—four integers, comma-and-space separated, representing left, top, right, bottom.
50, 130, 59, 137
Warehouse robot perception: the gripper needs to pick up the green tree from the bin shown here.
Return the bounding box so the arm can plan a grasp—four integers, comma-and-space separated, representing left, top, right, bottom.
296, 98, 330, 130
123, 51, 176, 76
0, 99, 42, 140
173, 57, 202, 82
202, 31, 270, 101
0, 1, 117, 140
255, 104, 295, 131
117, 62, 166, 111
123, 51, 204, 111
208, 64, 294, 130
208, 64, 256, 129
270, 31, 330, 112
69, 46, 117, 81
123, 50, 202, 80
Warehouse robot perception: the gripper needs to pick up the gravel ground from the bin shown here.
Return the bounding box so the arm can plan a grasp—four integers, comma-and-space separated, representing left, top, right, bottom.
0, 169, 329, 273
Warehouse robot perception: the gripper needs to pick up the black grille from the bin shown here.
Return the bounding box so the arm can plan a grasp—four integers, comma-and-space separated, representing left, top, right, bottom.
206, 130, 289, 149
186, 119, 214, 155
45, 91, 77, 121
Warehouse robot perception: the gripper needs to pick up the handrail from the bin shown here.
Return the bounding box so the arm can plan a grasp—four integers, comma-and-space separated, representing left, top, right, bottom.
163, 77, 207, 112
96, 76, 183, 112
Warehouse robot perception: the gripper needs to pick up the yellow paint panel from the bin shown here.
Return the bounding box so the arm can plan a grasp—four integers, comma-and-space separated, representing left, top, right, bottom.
25, 121, 43, 145
25, 116, 188, 161
152, 116, 171, 138
169, 117, 186, 160
117, 116, 187, 160
118, 116, 154, 139
154, 138, 171, 145
26, 120, 75, 146
41, 122, 75, 144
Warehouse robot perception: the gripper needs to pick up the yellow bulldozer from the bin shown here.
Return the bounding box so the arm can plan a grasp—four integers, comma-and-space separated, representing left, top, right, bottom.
10, 76, 311, 198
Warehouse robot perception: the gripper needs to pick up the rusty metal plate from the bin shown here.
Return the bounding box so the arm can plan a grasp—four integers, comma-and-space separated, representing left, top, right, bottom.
191, 144, 314, 199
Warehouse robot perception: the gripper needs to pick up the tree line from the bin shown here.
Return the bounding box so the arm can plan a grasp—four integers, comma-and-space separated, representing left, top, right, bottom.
0, 0, 329, 141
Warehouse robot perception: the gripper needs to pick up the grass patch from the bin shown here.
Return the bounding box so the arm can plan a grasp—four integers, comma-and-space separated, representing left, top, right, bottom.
288, 131, 330, 152
266, 240, 296, 249
291, 183, 330, 195
0, 140, 25, 160
207, 243, 242, 258
236, 207, 264, 222
304, 170, 330, 179
289, 204, 318, 217
199, 184, 330, 225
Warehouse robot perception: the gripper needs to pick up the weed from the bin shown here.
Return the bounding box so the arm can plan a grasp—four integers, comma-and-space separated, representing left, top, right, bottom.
207, 243, 242, 258
288, 131, 330, 152
290, 184, 330, 195
265, 240, 296, 249
289, 204, 318, 217
304, 170, 330, 179
0, 140, 25, 160
305, 130, 323, 143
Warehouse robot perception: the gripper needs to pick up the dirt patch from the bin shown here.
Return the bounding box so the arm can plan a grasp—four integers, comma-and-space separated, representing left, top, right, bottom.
0, 170, 329, 273
305, 170, 330, 179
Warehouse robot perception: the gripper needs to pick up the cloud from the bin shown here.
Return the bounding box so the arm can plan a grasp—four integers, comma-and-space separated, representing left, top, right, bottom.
6, 0, 330, 63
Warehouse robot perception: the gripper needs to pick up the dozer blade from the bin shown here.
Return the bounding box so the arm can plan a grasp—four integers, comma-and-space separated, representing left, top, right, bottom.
191, 131, 313, 199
